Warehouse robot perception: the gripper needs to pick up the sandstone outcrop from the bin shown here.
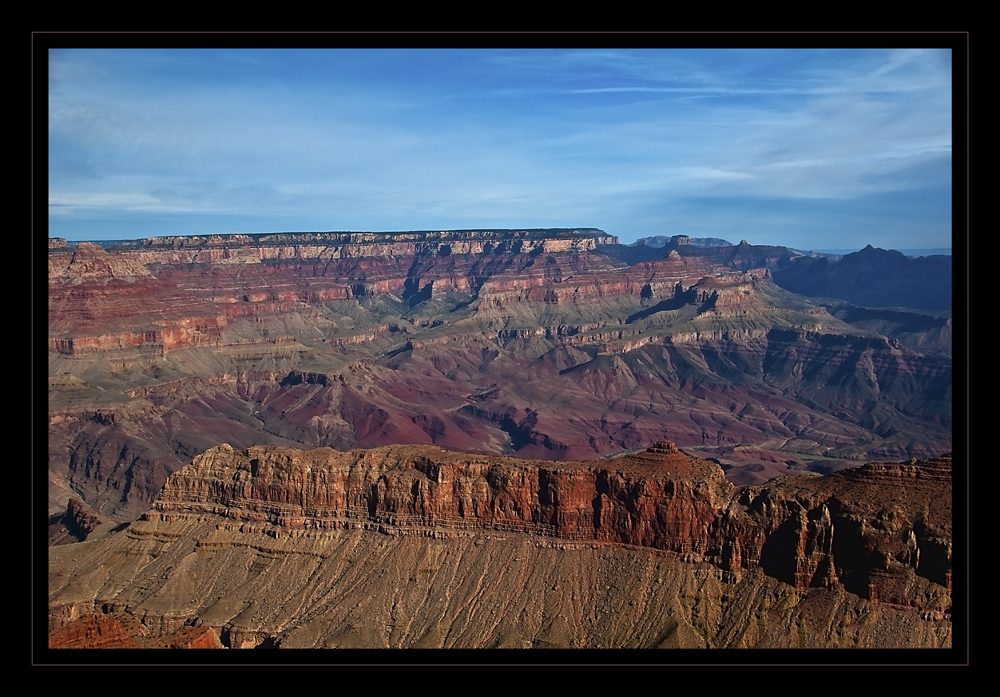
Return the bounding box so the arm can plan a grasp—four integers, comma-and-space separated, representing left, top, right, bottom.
47, 613, 139, 649
47, 442, 952, 650
152, 441, 733, 553
48, 497, 108, 545
149, 442, 952, 595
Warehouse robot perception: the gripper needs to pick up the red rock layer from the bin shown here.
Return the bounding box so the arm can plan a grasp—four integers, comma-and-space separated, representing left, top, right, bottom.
153, 441, 730, 556
150, 442, 952, 602
47, 613, 224, 649
48, 231, 777, 357
48, 230, 630, 356
47, 613, 139, 649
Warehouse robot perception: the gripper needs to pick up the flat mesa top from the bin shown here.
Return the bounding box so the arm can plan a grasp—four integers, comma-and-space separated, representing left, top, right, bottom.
199, 440, 726, 481
51, 228, 617, 251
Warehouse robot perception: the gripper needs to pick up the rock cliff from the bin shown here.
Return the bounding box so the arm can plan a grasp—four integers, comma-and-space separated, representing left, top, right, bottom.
48, 442, 952, 650
149, 442, 951, 595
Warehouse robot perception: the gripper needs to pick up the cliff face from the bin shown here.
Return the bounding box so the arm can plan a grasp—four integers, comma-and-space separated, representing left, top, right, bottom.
48, 230, 624, 357
153, 441, 733, 555
48, 442, 952, 649
47, 230, 778, 360
150, 442, 951, 597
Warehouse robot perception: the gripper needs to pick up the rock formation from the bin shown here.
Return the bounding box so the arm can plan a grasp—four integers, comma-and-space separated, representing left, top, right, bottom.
47, 612, 225, 649
48, 497, 109, 545
47, 228, 952, 523
47, 442, 952, 650
47, 613, 139, 649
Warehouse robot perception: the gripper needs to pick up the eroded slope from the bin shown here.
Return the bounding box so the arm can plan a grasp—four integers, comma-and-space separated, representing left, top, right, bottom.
48, 231, 952, 521
48, 442, 952, 649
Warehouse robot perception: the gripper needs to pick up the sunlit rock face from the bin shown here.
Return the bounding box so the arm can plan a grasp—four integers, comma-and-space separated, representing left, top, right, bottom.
48, 443, 952, 649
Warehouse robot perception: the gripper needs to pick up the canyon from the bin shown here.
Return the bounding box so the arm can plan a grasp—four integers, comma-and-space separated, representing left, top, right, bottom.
47, 229, 951, 521
45, 228, 954, 652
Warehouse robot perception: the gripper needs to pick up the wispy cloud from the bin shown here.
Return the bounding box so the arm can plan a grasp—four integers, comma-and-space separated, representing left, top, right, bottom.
47, 48, 953, 250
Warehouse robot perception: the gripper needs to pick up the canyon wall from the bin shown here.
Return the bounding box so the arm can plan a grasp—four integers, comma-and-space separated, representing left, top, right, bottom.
48, 229, 952, 522
48, 442, 952, 650
150, 442, 952, 595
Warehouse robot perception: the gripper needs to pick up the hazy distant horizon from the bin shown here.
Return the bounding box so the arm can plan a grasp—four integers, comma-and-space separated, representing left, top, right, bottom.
46, 229, 952, 258
48, 47, 954, 250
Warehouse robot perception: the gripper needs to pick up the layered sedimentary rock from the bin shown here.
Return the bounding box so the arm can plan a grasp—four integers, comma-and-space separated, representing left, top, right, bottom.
48, 497, 109, 546
48, 230, 634, 369
152, 441, 732, 552
47, 612, 225, 649
151, 442, 952, 592
47, 613, 139, 649
48, 229, 952, 521
48, 442, 952, 650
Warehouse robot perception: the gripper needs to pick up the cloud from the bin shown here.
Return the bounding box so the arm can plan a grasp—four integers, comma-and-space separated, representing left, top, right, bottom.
46, 49, 952, 248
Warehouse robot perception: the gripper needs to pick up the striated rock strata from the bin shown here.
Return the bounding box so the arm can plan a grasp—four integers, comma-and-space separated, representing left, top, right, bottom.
48, 229, 951, 522
47, 497, 108, 545
48, 442, 952, 649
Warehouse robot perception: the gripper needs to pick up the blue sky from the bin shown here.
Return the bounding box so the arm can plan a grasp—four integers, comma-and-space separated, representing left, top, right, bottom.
48, 48, 954, 251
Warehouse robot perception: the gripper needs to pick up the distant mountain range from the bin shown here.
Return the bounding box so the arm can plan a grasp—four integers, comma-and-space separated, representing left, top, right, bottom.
813, 248, 952, 257
772, 244, 952, 312
632, 235, 951, 259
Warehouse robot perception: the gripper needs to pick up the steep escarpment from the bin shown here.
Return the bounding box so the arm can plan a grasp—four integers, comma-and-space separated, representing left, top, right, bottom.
47, 442, 952, 649
149, 443, 951, 595
737, 457, 952, 597
151, 441, 733, 554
